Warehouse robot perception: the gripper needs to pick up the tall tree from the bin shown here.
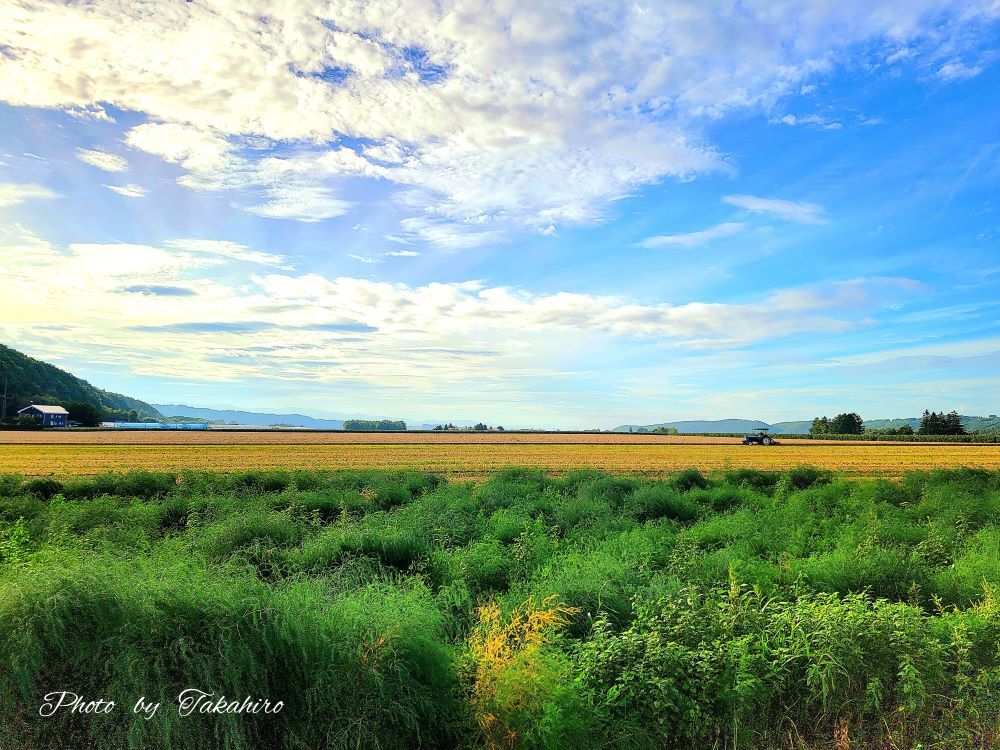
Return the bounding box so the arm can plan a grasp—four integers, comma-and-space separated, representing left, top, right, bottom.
809, 416, 830, 435
830, 413, 864, 435
944, 410, 966, 435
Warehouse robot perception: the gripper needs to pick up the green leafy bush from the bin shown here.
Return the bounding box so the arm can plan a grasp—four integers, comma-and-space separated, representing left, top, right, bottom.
0, 467, 997, 749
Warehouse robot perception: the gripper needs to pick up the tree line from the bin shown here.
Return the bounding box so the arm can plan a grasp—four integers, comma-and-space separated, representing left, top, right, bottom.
432, 423, 505, 431
809, 410, 968, 436
343, 419, 407, 431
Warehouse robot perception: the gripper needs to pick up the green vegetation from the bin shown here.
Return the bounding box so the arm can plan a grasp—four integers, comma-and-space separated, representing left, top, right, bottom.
1, 467, 998, 749
810, 412, 865, 435
0, 344, 162, 423
920, 409, 968, 435
343, 419, 407, 431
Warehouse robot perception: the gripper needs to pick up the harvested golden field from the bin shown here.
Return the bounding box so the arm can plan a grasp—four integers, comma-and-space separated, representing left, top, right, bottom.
1, 439, 998, 478
0, 430, 937, 446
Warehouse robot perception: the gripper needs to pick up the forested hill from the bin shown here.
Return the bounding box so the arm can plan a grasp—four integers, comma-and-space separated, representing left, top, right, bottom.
0, 344, 162, 421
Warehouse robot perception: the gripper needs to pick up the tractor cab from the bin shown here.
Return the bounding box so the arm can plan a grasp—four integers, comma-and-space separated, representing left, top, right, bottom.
742, 427, 775, 446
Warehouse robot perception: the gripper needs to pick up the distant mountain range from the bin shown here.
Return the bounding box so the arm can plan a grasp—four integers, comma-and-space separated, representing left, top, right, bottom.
154, 404, 347, 429
614, 415, 1000, 434
154, 404, 485, 431
1, 344, 161, 420
612, 419, 810, 434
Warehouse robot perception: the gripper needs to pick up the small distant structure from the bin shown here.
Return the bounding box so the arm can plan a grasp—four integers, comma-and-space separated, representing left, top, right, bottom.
17, 404, 69, 428
113, 422, 208, 430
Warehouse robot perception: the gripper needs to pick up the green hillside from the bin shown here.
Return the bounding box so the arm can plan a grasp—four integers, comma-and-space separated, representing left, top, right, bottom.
0, 344, 162, 422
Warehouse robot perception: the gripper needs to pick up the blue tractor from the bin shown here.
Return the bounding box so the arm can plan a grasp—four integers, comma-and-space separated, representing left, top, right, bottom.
742, 427, 775, 446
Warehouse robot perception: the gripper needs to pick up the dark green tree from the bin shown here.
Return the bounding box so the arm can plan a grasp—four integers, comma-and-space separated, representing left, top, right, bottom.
830, 412, 864, 435
809, 416, 830, 435
65, 401, 102, 427
944, 410, 966, 435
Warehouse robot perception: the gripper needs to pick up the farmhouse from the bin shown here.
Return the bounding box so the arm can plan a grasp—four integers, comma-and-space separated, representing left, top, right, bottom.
17, 404, 69, 428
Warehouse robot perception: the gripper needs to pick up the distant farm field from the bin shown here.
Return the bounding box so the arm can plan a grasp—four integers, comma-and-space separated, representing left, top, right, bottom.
1, 431, 998, 477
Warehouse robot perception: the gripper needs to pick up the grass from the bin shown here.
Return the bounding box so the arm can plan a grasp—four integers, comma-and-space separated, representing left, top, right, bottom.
0, 466, 998, 749
2, 441, 1000, 477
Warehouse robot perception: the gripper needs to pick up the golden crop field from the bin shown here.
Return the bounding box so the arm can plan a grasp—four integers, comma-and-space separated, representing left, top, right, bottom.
0, 431, 796, 445
1, 432, 998, 478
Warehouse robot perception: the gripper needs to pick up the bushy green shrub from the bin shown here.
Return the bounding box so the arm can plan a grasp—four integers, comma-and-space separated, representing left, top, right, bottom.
723, 468, 781, 494
0, 556, 457, 750
1, 467, 997, 749
578, 476, 636, 511
578, 584, 1000, 748
21, 477, 62, 499
669, 468, 710, 492
198, 508, 303, 562
628, 485, 699, 522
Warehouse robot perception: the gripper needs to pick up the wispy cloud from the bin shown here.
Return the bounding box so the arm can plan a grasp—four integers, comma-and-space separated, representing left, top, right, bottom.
0, 182, 58, 207
770, 114, 842, 130
104, 183, 147, 198
348, 253, 384, 264
387, 217, 506, 250
640, 222, 747, 249
723, 194, 826, 224
243, 185, 352, 222
936, 60, 983, 81
77, 147, 128, 172
164, 239, 292, 269
119, 285, 196, 297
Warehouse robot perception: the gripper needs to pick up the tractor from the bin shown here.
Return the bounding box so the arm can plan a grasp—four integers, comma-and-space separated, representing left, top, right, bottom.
742, 427, 776, 446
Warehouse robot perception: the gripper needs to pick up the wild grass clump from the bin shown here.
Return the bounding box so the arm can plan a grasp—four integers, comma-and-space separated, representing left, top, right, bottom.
0, 466, 997, 749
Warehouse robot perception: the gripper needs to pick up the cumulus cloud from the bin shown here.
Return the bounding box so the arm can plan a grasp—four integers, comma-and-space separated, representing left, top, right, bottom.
641, 222, 747, 249
0, 223, 927, 393
1, 0, 995, 243
723, 194, 827, 224
77, 147, 128, 172
0, 182, 57, 207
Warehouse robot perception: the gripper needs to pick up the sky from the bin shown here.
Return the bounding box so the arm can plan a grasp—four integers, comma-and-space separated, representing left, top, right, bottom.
0, 1, 998, 429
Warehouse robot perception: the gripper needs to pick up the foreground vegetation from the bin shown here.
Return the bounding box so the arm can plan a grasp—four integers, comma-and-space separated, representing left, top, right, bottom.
1, 467, 998, 749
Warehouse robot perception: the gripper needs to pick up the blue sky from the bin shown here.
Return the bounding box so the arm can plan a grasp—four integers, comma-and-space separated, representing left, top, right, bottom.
0, 1, 998, 428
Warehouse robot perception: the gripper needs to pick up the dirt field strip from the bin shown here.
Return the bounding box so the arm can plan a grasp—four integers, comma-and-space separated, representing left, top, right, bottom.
2, 442, 998, 478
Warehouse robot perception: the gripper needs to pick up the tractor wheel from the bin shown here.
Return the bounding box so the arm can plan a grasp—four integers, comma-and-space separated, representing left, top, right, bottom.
761, 436, 773, 446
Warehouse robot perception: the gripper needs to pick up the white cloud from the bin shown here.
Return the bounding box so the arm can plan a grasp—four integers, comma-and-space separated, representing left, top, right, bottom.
387, 217, 507, 250
348, 253, 384, 264
76, 147, 128, 172
104, 184, 147, 198
1, 224, 923, 388
164, 239, 292, 269
770, 114, 843, 130
243, 185, 352, 222
385, 249, 420, 257
723, 194, 827, 224
641, 222, 747, 249
936, 59, 983, 80
0, 182, 57, 207
124, 123, 232, 183
0, 1, 994, 240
